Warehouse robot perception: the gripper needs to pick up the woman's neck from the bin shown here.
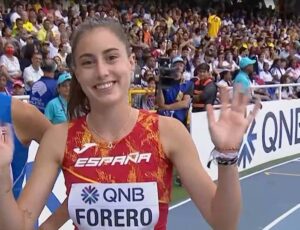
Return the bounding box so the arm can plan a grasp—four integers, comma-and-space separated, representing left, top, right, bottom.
89, 100, 129, 120
88, 103, 138, 142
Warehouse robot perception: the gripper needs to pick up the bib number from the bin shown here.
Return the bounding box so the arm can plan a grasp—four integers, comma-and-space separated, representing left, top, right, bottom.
68, 182, 159, 230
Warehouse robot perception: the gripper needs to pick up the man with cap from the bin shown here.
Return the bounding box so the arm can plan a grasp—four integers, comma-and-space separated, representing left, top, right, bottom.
234, 57, 256, 94
44, 73, 71, 124
156, 56, 194, 127
11, 80, 25, 96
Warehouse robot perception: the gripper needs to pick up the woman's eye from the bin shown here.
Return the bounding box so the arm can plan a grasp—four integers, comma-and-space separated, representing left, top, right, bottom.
81, 60, 95, 66
107, 55, 119, 62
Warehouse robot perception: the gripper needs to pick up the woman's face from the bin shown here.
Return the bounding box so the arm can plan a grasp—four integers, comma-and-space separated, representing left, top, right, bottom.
218, 53, 225, 61
54, 56, 62, 65
148, 80, 156, 89
4, 27, 12, 37
263, 63, 269, 71
58, 80, 71, 99
73, 27, 134, 107
183, 32, 189, 41
280, 60, 286, 69
193, 58, 201, 67
226, 52, 233, 61
291, 60, 297, 68
59, 23, 66, 33
138, 30, 143, 37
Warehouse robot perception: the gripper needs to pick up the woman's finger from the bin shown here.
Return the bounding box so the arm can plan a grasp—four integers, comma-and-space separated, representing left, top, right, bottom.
206, 104, 216, 129
232, 85, 251, 114
0, 124, 13, 147
219, 86, 230, 114
231, 84, 240, 112
247, 100, 261, 126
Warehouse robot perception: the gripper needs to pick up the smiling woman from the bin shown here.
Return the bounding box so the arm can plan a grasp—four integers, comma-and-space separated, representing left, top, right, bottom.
68, 19, 133, 119
0, 18, 260, 230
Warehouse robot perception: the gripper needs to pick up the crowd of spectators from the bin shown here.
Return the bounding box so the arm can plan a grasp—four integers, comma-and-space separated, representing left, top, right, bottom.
0, 0, 299, 125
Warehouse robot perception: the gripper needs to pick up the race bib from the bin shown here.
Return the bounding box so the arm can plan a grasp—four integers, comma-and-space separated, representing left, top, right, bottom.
68, 182, 159, 230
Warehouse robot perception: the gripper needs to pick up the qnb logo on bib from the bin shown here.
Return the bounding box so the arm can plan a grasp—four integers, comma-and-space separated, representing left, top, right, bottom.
68, 182, 159, 230
81, 186, 100, 205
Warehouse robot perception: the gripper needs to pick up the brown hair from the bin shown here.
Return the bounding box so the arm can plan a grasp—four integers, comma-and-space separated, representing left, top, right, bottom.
68, 18, 131, 120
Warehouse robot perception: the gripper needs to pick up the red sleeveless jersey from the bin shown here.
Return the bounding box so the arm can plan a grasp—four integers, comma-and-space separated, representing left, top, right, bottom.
62, 110, 173, 229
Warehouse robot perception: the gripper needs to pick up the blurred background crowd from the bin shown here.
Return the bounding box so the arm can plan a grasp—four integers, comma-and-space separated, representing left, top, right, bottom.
0, 0, 299, 126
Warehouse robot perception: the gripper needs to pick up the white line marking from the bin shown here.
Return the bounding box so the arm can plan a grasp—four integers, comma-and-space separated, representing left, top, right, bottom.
239, 158, 300, 180
265, 172, 300, 177
169, 158, 300, 210
169, 199, 191, 210
262, 203, 300, 230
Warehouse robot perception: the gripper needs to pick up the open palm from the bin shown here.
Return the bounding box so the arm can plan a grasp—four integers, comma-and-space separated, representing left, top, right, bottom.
207, 87, 260, 153
0, 124, 14, 168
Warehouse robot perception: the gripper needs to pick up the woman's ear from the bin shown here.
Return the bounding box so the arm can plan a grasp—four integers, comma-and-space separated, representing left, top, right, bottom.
129, 53, 136, 72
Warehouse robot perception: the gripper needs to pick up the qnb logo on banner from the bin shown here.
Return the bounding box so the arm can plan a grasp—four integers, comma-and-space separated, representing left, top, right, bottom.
68, 182, 159, 229
238, 106, 300, 169
238, 120, 257, 168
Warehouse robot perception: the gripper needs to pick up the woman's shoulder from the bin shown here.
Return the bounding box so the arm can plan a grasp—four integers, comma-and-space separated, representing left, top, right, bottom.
38, 122, 69, 163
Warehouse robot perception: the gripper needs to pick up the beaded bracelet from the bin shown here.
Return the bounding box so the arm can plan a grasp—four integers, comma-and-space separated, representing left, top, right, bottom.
207, 148, 239, 168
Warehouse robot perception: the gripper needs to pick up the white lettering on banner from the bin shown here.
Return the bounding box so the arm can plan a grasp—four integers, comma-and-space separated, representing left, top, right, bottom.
68, 182, 159, 230
74, 153, 152, 167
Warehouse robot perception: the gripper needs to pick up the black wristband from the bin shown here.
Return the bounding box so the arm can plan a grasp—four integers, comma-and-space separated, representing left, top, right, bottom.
216, 156, 239, 166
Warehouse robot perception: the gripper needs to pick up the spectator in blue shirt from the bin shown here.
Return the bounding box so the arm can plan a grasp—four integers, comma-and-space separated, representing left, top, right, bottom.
44, 73, 71, 124
29, 58, 57, 113
233, 57, 256, 94
156, 56, 194, 127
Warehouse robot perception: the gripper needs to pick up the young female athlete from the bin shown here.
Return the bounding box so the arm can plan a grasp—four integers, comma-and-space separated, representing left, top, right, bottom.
0, 19, 260, 230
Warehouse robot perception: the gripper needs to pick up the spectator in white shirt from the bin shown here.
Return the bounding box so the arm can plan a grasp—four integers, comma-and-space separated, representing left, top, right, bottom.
270, 58, 286, 83
218, 70, 233, 87
217, 70, 233, 102
10, 3, 23, 24
223, 51, 239, 72
0, 42, 22, 84
259, 62, 273, 83
23, 52, 43, 93
286, 57, 300, 82
49, 34, 60, 59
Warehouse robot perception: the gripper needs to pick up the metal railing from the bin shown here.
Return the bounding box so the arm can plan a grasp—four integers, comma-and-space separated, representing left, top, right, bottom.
128, 88, 155, 105
248, 82, 300, 100
11, 83, 300, 106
